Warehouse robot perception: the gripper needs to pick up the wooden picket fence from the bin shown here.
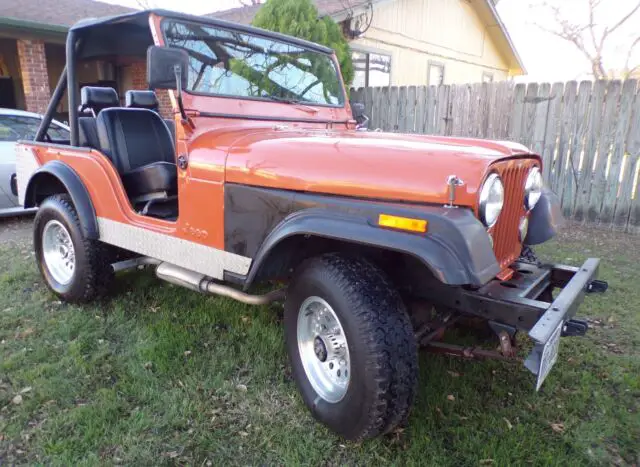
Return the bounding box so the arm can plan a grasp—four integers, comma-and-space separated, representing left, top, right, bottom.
351, 80, 640, 234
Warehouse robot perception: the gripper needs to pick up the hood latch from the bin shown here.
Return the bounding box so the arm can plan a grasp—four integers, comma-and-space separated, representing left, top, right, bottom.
446, 175, 464, 208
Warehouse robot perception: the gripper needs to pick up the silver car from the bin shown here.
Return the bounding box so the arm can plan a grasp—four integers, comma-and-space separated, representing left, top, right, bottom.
0, 108, 70, 216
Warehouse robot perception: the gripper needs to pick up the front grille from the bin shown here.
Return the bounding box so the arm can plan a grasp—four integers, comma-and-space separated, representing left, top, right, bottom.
490, 159, 536, 270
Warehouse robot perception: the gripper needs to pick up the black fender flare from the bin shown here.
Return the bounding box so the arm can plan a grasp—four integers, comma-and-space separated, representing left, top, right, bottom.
525, 188, 565, 245
24, 160, 99, 239
244, 206, 501, 288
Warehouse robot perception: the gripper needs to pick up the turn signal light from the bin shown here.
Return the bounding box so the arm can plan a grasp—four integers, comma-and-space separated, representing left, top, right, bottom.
378, 214, 428, 233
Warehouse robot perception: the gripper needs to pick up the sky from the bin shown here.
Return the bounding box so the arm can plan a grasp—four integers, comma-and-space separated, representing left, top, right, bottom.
497, 0, 640, 82
103, 0, 640, 82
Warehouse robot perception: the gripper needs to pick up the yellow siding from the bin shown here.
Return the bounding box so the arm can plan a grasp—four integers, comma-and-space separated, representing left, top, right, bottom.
350, 0, 511, 86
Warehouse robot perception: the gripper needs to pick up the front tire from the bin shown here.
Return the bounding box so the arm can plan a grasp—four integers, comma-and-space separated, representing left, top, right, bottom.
284, 254, 418, 440
34, 194, 113, 303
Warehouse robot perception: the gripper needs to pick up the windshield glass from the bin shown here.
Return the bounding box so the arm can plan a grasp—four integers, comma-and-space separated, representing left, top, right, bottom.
162, 20, 345, 106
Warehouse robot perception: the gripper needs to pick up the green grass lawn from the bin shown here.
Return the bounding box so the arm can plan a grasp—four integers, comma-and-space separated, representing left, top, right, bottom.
1, 225, 639, 465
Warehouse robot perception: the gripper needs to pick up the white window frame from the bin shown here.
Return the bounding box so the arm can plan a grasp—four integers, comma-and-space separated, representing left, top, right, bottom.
427, 60, 445, 86
351, 45, 393, 87
482, 71, 494, 83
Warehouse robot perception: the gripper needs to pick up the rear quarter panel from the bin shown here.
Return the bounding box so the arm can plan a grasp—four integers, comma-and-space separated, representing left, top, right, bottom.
16, 143, 196, 239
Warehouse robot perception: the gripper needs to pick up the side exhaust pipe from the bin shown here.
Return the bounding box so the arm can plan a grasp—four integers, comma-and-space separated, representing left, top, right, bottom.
155, 262, 286, 305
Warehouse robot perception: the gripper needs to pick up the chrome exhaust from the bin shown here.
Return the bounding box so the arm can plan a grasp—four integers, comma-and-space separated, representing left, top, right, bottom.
155, 262, 286, 305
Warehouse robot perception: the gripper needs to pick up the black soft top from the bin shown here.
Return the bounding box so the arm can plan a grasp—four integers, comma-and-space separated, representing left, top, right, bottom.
70, 9, 333, 60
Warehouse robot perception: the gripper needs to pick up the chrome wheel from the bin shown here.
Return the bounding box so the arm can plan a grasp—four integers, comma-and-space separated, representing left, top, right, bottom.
42, 220, 76, 285
297, 296, 350, 403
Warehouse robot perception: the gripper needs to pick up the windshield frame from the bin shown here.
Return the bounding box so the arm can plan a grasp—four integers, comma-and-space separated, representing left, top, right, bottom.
160, 18, 347, 109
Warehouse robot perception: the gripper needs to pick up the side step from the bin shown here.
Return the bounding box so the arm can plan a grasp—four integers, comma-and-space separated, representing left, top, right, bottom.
155, 262, 286, 305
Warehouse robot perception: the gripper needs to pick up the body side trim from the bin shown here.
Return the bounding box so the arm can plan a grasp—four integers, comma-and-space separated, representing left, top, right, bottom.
97, 217, 252, 278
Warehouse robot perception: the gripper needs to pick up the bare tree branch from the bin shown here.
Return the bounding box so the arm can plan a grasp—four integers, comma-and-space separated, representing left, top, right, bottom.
603, 0, 640, 38
587, 0, 600, 54
531, 0, 640, 79
623, 35, 640, 78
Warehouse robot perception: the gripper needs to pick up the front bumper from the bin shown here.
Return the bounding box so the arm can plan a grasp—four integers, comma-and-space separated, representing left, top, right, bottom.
439, 258, 606, 388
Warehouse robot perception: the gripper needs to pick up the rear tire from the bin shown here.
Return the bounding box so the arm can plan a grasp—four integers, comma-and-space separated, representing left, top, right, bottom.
34, 194, 113, 303
284, 253, 418, 440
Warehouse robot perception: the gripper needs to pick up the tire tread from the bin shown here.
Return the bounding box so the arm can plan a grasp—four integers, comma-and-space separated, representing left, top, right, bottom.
35, 194, 112, 302
293, 253, 418, 439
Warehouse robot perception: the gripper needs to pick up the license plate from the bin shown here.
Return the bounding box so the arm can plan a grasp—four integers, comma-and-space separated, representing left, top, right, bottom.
535, 321, 563, 391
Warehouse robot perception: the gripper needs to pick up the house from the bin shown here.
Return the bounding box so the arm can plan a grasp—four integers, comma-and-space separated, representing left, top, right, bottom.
212, 0, 526, 88
0, 0, 145, 117
1, 0, 524, 119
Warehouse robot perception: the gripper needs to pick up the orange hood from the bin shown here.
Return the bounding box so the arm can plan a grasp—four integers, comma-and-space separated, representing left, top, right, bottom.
214, 127, 537, 207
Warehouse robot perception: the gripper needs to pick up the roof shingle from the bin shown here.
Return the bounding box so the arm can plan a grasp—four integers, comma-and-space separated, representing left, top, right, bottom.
211, 0, 372, 24
2, 0, 134, 28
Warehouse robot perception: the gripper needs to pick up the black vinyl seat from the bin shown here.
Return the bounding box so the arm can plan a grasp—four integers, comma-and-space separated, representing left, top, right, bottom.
96, 107, 177, 198
125, 90, 176, 143
125, 89, 158, 110
78, 86, 119, 149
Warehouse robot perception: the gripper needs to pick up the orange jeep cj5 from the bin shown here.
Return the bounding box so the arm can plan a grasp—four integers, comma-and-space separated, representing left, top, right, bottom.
17, 10, 607, 440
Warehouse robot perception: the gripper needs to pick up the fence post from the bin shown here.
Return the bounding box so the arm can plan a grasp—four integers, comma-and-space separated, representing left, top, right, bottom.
590, 80, 622, 224
509, 83, 526, 142
553, 81, 577, 199
541, 82, 564, 182
574, 81, 605, 222
530, 83, 551, 157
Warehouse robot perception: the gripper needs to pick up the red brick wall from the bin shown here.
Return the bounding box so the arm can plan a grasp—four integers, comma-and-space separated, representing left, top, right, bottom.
130, 61, 173, 118
17, 39, 50, 114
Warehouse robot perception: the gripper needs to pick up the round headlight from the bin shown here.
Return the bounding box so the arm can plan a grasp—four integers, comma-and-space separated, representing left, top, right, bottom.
524, 167, 543, 210
479, 173, 504, 228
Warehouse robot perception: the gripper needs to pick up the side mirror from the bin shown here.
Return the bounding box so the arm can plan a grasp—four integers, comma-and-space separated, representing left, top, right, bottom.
147, 46, 189, 90
351, 102, 369, 130
351, 102, 365, 118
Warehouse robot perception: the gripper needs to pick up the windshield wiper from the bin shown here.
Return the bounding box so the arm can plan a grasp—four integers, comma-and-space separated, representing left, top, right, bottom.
263, 95, 301, 104
263, 95, 319, 113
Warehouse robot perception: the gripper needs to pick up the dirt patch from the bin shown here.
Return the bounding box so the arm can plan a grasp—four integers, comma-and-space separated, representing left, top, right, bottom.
0, 216, 33, 246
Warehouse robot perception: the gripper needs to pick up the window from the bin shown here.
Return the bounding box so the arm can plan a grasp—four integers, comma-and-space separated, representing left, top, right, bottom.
162, 21, 345, 106
482, 72, 494, 83
352, 50, 391, 88
427, 61, 445, 86
0, 115, 69, 143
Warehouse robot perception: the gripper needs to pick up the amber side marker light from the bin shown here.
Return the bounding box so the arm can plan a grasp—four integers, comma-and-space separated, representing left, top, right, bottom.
378, 214, 428, 233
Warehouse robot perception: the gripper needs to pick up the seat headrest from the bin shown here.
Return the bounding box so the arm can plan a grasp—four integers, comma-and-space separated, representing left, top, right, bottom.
125, 90, 159, 111
80, 86, 119, 112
